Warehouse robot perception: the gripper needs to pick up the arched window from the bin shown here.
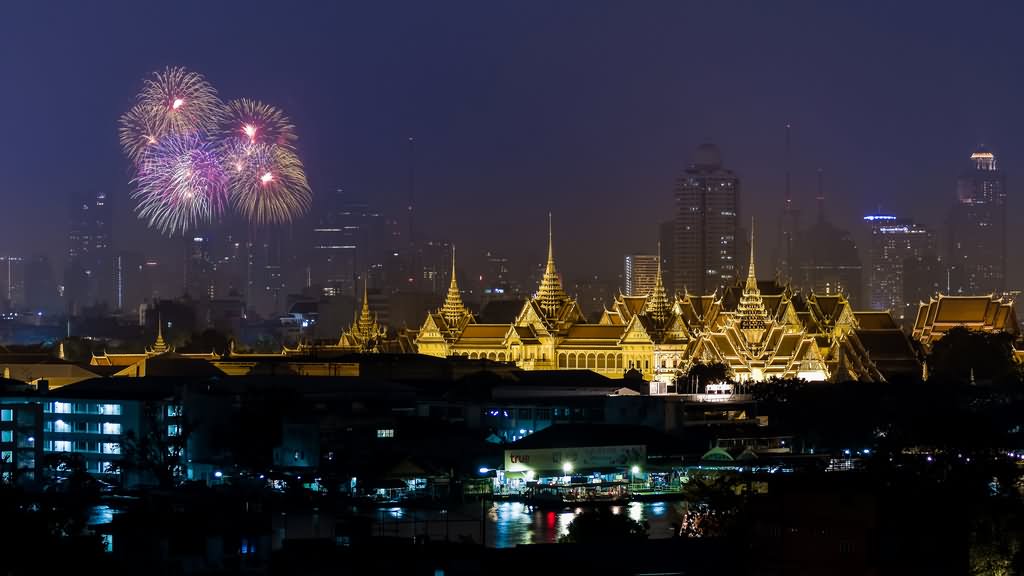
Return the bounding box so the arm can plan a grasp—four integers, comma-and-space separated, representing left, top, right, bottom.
587, 354, 596, 369
615, 354, 623, 369
569, 354, 577, 369
558, 353, 567, 368
597, 353, 606, 370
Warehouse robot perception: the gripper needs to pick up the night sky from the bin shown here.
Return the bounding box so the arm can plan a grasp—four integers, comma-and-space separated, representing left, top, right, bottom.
2, 1, 1023, 287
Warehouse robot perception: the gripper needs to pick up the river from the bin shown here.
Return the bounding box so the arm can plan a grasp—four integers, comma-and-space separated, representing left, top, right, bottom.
369, 500, 686, 548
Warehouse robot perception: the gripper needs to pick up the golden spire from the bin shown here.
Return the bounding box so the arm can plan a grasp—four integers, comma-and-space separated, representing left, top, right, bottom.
745, 217, 758, 292
440, 245, 469, 326
738, 219, 769, 334
535, 213, 568, 317
644, 241, 671, 324
151, 312, 169, 354
353, 274, 380, 340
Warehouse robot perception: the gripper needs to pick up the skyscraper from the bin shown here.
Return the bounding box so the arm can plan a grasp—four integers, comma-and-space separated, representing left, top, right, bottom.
311, 189, 383, 298
673, 143, 740, 296
25, 255, 59, 315
775, 124, 800, 284
658, 221, 674, 297
796, 171, 862, 303
865, 215, 936, 325
623, 254, 659, 296
948, 146, 1007, 293
65, 191, 112, 312
0, 257, 25, 311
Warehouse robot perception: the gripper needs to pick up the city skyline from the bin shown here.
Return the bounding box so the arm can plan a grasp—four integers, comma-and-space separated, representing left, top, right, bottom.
1, 2, 1023, 290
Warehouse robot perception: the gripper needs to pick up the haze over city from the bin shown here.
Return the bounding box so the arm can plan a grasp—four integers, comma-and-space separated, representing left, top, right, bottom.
3, 1, 1023, 286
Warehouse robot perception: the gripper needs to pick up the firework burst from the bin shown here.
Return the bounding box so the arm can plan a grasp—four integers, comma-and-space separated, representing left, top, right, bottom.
228, 142, 311, 226
220, 98, 297, 150
132, 133, 229, 236
120, 67, 312, 233
118, 103, 163, 166
138, 66, 222, 137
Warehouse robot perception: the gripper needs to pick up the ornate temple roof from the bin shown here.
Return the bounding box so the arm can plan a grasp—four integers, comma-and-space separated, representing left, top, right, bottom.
736, 222, 771, 348
912, 293, 1018, 348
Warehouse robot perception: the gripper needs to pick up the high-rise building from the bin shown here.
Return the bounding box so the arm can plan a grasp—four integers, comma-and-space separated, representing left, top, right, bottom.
184, 235, 214, 301
113, 251, 144, 313
658, 221, 674, 297
418, 240, 452, 295
775, 124, 800, 284
25, 256, 59, 314
623, 254, 659, 297
673, 143, 740, 296
865, 215, 935, 324
948, 146, 1007, 293
796, 172, 862, 303
65, 191, 112, 312
312, 189, 383, 298
0, 257, 25, 311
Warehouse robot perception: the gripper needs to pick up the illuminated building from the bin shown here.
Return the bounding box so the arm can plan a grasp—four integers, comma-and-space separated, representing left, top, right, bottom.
948, 146, 1007, 293
796, 172, 862, 304
912, 293, 1019, 350
673, 142, 740, 297
864, 215, 935, 326
624, 254, 659, 297
415, 217, 911, 386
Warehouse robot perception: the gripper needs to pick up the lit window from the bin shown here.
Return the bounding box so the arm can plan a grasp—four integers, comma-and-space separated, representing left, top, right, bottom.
102, 422, 122, 435
53, 441, 71, 452
101, 443, 120, 455
0, 450, 11, 461
167, 405, 183, 417
54, 402, 71, 414
167, 425, 180, 437
0, 409, 11, 422
53, 419, 71, 433
0, 430, 11, 442
99, 404, 122, 416
376, 429, 394, 439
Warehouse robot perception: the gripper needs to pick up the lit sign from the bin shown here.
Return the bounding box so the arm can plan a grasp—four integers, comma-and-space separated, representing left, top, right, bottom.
863, 215, 896, 221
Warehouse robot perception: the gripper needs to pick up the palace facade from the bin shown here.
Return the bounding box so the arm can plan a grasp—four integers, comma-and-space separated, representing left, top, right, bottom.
415, 221, 917, 389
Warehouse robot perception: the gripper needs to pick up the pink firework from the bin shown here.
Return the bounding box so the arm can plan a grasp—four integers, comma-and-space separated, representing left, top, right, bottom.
132, 133, 229, 235
227, 142, 311, 225
138, 66, 222, 137
219, 98, 297, 150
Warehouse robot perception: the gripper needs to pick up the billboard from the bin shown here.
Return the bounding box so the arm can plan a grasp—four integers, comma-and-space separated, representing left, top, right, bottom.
504, 444, 646, 473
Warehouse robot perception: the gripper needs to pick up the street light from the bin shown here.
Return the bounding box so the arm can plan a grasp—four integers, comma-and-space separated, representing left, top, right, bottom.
479, 467, 490, 474
562, 462, 573, 474
631, 465, 640, 475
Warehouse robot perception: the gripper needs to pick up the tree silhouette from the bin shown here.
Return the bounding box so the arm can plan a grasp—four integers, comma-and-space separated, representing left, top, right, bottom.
929, 327, 1019, 384
559, 508, 648, 544
110, 402, 192, 489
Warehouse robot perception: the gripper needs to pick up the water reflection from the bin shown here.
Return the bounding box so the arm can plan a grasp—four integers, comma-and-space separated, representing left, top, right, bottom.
367, 501, 685, 548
